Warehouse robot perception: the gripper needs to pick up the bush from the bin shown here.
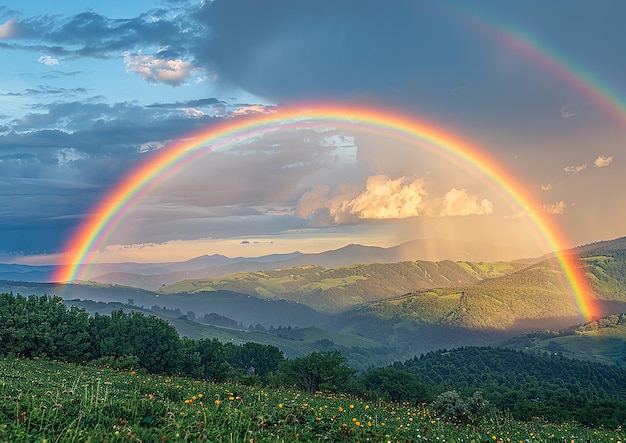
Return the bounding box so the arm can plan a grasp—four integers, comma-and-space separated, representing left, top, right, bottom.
432, 390, 489, 423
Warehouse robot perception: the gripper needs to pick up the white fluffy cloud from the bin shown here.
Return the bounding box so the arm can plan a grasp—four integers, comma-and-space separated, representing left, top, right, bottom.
439, 188, 493, 216
124, 52, 196, 86
594, 155, 613, 167
541, 183, 552, 191
295, 175, 427, 225
543, 200, 566, 215
37, 55, 60, 66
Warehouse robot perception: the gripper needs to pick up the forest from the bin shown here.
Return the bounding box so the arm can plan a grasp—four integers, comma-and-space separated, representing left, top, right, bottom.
2, 292, 626, 428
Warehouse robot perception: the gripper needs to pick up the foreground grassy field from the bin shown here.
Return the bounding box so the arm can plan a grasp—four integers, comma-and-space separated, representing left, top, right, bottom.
0, 357, 623, 442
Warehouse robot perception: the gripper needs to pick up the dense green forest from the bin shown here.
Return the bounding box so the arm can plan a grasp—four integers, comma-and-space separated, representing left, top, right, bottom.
2, 292, 626, 428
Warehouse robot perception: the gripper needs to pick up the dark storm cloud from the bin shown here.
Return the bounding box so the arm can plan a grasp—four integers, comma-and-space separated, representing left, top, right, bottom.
191, 0, 476, 102
0, 97, 227, 254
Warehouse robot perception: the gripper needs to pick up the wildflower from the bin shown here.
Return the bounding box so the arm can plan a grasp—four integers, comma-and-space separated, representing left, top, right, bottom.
349, 404, 354, 409
338, 407, 344, 412
214, 399, 221, 405
278, 403, 283, 408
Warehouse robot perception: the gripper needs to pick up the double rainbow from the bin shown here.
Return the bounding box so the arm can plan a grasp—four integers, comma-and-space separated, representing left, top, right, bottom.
53, 103, 598, 322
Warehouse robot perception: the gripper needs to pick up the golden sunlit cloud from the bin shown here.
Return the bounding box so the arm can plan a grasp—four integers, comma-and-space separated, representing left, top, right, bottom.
543, 200, 566, 215
439, 188, 493, 216
295, 175, 427, 225
229, 105, 278, 117
594, 155, 613, 167
563, 164, 587, 173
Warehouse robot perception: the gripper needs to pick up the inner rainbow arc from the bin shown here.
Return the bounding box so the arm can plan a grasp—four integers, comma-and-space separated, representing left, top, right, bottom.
53, 103, 598, 322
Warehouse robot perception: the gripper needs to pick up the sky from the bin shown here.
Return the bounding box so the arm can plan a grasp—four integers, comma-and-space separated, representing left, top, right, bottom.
0, 0, 625, 266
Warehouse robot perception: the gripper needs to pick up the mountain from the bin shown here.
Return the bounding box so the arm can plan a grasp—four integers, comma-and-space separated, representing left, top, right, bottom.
0, 264, 56, 282
89, 238, 537, 290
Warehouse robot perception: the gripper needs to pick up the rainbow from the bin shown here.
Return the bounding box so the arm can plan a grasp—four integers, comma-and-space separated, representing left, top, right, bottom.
53, 103, 599, 321
441, 4, 626, 127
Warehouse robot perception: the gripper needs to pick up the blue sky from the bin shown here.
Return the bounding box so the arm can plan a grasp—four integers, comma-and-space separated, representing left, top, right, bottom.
0, 0, 624, 265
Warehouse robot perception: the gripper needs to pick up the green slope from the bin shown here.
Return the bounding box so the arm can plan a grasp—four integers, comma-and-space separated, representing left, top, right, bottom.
504, 313, 626, 367
158, 260, 524, 314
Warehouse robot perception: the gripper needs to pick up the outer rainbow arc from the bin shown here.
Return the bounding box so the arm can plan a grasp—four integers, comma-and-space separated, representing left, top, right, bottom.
53, 103, 598, 322
440, 4, 626, 128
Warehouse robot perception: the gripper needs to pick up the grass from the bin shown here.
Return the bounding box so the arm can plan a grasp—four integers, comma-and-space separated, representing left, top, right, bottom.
1, 357, 624, 442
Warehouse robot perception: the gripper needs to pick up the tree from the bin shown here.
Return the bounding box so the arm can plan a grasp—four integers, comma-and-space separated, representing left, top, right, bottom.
90, 310, 181, 374
359, 367, 433, 403
279, 350, 356, 393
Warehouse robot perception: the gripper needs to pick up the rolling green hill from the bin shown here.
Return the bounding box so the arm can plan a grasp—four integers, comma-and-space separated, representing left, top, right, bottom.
158, 260, 524, 313
504, 313, 626, 367
325, 253, 626, 356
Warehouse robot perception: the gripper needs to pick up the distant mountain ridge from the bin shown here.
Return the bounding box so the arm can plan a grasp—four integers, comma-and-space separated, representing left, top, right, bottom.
88, 238, 538, 290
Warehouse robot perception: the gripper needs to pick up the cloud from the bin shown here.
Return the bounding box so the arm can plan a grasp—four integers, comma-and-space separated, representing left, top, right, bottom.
541, 183, 552, 191
295, 175, 427, 225
439, 188, 494, 216
563, 163, 587, 173
543, 200, 566, 215
559, 106, 574, 119
55, 147, 87, 165
594, 155, 613, 167
0, 18, 17, 39
124, 51, 197, 86
229, 104, 278, 117
37, 55, 59, 66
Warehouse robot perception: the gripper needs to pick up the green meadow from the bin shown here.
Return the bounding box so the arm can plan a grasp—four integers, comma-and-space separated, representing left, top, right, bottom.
1, 357, 623, 443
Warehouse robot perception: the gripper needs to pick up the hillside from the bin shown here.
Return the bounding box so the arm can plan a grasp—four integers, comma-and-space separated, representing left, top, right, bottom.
326, 252, 626, 356
504, 313, 626, 367
158, 260, 524, 313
